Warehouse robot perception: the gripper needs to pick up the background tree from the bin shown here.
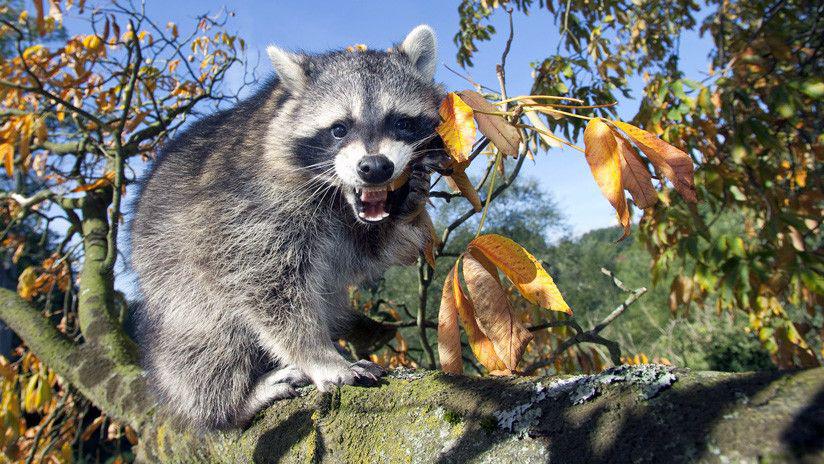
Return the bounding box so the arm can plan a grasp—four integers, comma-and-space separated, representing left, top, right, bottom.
0, 1, 248, 460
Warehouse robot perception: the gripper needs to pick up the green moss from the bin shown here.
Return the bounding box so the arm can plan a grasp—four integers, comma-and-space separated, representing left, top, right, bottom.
443, 409, 463, 425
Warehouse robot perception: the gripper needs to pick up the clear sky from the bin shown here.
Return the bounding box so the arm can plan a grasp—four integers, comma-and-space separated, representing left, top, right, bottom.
124, 0, 712, 235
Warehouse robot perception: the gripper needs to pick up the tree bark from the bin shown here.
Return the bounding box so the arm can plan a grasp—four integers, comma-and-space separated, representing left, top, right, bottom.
142, 367, 823, 464
0, 289, 821, 463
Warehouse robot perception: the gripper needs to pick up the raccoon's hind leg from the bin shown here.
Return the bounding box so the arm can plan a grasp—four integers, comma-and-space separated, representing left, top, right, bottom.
237, 365, 310, 426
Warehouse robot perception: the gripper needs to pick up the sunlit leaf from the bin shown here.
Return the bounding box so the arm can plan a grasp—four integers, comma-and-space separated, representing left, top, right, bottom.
447, 161, 482, 212
1, 143, 13, 177
615, 134, 658, 209
436, 93, 476, 162
525, 110, 562, 148
462, 252, 533, 370
584, 118, 631, 238
469, 234, 572, 314
610, 120, 697, 203
457, 89, 520, 156
72, 171, 115, 192
17, 267, 38, 300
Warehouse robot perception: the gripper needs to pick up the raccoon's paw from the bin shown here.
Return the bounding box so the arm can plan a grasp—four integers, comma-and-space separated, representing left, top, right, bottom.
349, 359, 387, 385
395, 166, 432, 218
305, 358, 386, 392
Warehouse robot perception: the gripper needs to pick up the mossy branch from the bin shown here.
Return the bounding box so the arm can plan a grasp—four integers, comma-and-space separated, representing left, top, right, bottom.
0, 289, 154, 430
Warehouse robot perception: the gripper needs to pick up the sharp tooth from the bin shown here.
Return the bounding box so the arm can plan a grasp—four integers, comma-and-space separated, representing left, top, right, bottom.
358, 212, 366, 219
380, 212, 389, 219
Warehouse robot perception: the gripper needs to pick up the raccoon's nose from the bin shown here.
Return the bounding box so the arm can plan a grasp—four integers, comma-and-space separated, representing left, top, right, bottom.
357, 155, 394, 184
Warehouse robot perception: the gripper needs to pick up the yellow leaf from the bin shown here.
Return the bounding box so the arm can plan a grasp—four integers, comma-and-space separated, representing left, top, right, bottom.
17, 267, 38, 300
72, 171, 115, 192
1, 143, 13, 177
456, 89, 520, 157
469, 234, 572, 314
82, 34, 104, 53
584, 118, 630, 239
463, 253, 533, 370
610, 120, 697, 203
22, 44, 44, 60
438, 265, 464, 374
436, 93, 476, 163
616, 134, 658, 209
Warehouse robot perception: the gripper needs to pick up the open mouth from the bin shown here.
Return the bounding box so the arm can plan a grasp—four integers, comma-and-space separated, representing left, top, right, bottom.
355, 187, 391, 222
353, 170, 412, 224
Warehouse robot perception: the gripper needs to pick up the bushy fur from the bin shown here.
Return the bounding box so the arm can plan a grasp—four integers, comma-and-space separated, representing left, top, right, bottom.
130, 26, 445, 429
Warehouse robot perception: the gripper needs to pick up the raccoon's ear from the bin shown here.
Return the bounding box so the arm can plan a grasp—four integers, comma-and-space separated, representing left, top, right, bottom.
267, 45, 307, 93
398, 25, 438, 81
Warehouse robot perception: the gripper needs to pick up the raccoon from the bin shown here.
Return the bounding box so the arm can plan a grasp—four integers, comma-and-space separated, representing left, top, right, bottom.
129, 25, 448, 430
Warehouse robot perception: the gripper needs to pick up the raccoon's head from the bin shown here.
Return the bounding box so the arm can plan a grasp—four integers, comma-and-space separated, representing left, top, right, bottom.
267, 25, 445, 224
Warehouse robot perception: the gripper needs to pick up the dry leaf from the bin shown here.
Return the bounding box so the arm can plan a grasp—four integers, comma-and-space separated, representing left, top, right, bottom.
448, 162, 482, 212
17, 267, 38, 300
524, 111, 562, 148
72, 171, 115, 192
469, 234, 572, 314
463, 253, 533, 370
610, 120, 697, 203
616, 134, 658, 209
457, 89, 520, 157
584, 118, 631, 239
451, 263, 507, 372
436, 93, 476, 163
1, 143, 13, 177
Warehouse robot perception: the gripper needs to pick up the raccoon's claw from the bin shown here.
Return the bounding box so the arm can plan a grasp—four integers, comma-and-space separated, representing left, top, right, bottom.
350, 359, 387, 385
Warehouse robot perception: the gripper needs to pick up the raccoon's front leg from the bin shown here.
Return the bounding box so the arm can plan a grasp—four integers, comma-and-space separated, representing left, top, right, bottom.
394, 164, 433, 219
253, 300, 385, 393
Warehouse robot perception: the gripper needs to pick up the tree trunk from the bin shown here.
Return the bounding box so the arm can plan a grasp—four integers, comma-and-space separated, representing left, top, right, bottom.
137, 366, 823, 464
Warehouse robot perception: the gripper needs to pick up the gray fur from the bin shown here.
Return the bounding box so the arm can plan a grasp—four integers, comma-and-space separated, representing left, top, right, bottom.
130, 25, 445, 430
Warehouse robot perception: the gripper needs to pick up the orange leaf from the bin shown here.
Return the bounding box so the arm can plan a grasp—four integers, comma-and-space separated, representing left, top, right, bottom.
1, 143, 13, 177
610, 120, 697, 203
462, 253, 533, 370
616, 135, 658, 209
72, 171, 115, 192
469, 234, 572, 314
447, 162, 482, 212
436, 93, 476, 163
17, 267, 38, 300
438, 265, 464, 374
584, 118, 631, 239
456, 89, 520, 157
452, 266, 507, 372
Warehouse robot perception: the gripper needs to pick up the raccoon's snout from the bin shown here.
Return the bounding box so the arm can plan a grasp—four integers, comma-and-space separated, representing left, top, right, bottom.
356, 155, 394, 184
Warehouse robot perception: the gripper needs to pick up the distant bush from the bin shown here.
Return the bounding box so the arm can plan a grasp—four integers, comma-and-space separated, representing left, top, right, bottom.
705, 330, 774, 373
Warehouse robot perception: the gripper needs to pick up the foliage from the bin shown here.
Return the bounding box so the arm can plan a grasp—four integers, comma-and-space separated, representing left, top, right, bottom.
430, 77, 696, 373
454, 0, 823, 369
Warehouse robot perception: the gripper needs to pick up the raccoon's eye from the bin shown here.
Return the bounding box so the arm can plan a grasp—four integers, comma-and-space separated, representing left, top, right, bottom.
331, 124, 348, 139
394, 118, 413, 132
